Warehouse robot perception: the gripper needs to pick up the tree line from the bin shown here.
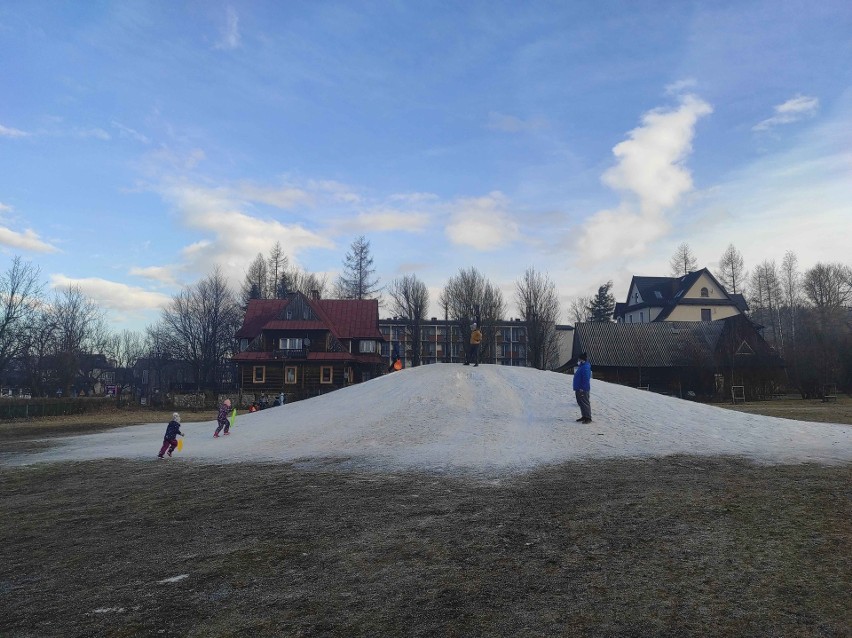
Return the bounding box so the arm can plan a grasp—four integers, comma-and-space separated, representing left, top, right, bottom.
1, 237, 849, 397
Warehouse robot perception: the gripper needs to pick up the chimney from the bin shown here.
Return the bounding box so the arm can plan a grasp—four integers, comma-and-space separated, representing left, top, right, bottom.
310, 289, 320, 300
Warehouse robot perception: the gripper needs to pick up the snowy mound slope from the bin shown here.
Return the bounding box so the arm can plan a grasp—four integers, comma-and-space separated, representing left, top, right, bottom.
7, 364, 851, 473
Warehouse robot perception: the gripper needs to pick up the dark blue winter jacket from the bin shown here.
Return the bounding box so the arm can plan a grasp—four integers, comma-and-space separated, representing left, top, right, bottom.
573, 361, 592, 392
164, 420, 182, 441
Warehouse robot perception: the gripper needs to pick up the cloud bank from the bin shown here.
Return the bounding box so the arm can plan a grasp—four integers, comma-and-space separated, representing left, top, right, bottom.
577, 94, 713, 263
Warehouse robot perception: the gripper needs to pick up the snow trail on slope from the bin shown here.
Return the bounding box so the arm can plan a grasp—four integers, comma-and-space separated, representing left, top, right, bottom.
4, 364, 850, 474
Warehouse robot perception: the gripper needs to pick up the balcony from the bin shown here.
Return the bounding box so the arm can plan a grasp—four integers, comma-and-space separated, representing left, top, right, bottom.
272, 348, 308, 360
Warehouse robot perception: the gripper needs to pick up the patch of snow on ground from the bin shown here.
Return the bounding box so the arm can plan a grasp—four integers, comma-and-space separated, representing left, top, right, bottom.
4, 365, 850, 474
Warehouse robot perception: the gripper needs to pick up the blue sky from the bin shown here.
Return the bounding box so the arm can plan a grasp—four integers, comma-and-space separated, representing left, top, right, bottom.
1, 1, 850, 329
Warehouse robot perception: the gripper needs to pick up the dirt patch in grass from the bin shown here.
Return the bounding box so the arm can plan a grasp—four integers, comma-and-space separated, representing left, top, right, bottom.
719, 395, 852, 425
1, 457, 849, 637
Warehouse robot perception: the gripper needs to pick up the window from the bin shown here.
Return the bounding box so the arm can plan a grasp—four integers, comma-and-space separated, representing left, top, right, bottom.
285, 366, 297, 384
239, 338, 249, 352
359, 340, 377, 353
279, 338, 303, 350
634, 292, 639, 303
640, 311, 644, 323
701, 308, 712, 321
345, 367, 354, 383
252, 366, 266, 383
700, 287, 709, 298
320, 366, 333, 384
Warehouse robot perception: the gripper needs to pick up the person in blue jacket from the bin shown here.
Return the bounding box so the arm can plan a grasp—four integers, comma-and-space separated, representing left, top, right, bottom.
573, 352, 593, 423
158, 412, 184, 458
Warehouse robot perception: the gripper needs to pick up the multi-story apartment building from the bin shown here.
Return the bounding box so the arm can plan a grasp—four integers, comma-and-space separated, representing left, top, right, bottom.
379, 317, 530, 367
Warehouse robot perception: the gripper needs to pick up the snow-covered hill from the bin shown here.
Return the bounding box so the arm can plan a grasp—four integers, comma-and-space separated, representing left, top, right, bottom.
7, 364, 851, 473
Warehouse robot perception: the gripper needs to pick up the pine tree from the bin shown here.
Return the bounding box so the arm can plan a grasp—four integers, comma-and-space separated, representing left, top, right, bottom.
334, 236, 381, 300
586, 281, 615, 322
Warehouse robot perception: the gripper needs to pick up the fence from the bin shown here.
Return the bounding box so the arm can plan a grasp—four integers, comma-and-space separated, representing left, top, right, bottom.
0, 398, 115, 420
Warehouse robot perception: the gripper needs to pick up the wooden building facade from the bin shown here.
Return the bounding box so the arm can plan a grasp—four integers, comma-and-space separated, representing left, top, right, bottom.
232, 292, 385, 404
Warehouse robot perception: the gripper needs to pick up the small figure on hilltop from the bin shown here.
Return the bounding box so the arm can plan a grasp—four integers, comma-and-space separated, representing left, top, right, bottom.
158, 412, 184, 458
214, 399, 232, 438
573, 353, 593, 424
387, 343, 402, 373
464, 323, 482, 367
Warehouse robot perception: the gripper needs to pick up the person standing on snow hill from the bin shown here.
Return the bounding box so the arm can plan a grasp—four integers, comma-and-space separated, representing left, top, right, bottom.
464, 323, 482, 366
158, 412, 184, 458
573, 353, 593, 424
214, 399, 232, 438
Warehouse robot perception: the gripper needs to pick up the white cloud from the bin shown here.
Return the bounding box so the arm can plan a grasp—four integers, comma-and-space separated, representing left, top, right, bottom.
445, 191, 520, 250
236, 182, 314, 209
341, 209, 430, 233
753, 94, 819, 131
49, 275, 172, 313
665, 78, 697, 96
160, 181, 334, 283
0, 225, 59, 253
577, 94, 713, 263
0, 124, 29, 138
215, 6, 241, 50
72, 127, 111, 140
0, 202, 13, 213
111, 121, 151, 144
129, 265, 181, 287
487, 112, 549, 133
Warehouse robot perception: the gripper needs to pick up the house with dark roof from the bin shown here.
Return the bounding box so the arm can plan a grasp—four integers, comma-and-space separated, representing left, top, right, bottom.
231, 292, 385, 403
572, 315, 783, 399
614, 268, 748, 324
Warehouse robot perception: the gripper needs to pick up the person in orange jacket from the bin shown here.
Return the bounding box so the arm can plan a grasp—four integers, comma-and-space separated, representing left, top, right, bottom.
464, 323, 482, 367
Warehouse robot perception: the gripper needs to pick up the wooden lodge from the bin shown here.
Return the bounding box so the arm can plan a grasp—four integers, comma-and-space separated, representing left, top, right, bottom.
232, 292, 385, 404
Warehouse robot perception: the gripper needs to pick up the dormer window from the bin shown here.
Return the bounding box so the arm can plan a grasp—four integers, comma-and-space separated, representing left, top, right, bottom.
359, 340, 377, 354
700, 287, 709, 298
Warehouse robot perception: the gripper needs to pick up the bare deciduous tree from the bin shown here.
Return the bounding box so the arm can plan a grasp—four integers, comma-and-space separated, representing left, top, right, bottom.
157, 266, 242, 392
670, 242, 698, 277
105, 329, 147, 398
802, 262, 852, 310
717, 243, 747, 294
267, 241, 289, 299
46, 285, 108, 395
0, 256, 43, 381
515, 268, 561, 370
387, 274, 429, 366
566, 295, 591, 324
749, 261, 783, 350
439, 267, 505, 362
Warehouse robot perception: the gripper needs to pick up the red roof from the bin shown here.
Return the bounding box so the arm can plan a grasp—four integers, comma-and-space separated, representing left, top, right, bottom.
236, 299, 288, 339
315, 299, 383, 339
235, 295, 383, 341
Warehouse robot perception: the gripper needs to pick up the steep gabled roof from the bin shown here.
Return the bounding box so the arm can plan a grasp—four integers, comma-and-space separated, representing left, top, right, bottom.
236, 299, 289, 339
235, 294, 383, 341
618, 268, 745, 321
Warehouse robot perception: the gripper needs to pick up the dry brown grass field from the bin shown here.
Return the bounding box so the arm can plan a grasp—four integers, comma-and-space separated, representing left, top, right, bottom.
1, 401, 850, 637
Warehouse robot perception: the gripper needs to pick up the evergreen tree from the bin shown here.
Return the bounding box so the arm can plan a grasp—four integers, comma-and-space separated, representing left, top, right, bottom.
334, 235, 381, 300
587, 281, 615, 322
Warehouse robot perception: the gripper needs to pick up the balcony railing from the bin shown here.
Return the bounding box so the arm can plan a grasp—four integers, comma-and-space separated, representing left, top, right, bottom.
272, 348, 308, 359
